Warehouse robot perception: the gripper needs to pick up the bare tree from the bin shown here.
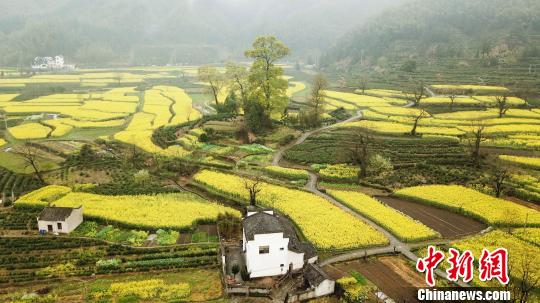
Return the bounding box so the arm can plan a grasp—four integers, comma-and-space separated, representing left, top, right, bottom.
304, 73, 328, 128
491, 164, 510, 198
411, 82, 425, 107
225, 62, 249, 106
495, 95, 509, 118
358, 76, 368, 94
410, 109, 430, 136
198, 65, 225, 106
16, 143, 45, 184
349, 131, 372, 180
466, 121, 487, 167
310, 74, 328, 112
244, 177, 262, 206
448, 94, 457, 111
337, 75, 347, 88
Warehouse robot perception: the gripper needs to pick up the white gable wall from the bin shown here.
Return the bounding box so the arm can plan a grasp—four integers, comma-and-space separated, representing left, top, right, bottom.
314, 279, 335, 297
245, 232, 291, 278
287, 250, 305, 272
244, 230, 307, 278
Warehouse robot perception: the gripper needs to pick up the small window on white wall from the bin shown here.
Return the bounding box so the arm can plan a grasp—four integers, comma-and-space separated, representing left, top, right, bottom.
57, 222, 62, 230
280, 247, 284, 251
259, 246, 270, 254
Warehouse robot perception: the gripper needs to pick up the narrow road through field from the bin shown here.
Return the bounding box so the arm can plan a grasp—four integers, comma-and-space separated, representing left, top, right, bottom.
272, 110, 363, 165
424, 86, 436, 97
272, 99, 471, 288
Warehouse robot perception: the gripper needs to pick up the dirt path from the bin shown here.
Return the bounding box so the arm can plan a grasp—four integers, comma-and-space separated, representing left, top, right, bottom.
271, 99, 472, 290
424, 86, 436, 97
271, 110, 363, 166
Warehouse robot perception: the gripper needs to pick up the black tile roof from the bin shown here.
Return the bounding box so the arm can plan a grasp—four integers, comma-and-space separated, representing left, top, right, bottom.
38, 207, 76, 221
304, 263, 331, 287
243, 210, 317, 259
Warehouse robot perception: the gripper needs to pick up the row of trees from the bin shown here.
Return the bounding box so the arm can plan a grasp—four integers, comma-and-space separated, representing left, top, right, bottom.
199, 36, 329, 133
198, 36, 290, 134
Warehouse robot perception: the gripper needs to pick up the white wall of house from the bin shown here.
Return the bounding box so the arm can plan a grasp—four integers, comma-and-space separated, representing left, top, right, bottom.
38, 208, 83, 234
287, 250, 305, 271
244, 232, 296, 278
314, 279, 335, 297
307, 256, 318, 264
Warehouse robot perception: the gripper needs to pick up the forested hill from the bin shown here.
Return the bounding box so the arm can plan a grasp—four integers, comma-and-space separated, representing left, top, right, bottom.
321, 0, 540, 70
0, 0, 399, 66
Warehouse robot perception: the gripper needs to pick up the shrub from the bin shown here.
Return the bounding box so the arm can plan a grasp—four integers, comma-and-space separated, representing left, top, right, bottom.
367, 154, 393, 176
96, 258, 121, 270
71, 221, 99, 237
279, 134, 295, 146
337, 276, 374, 303
156, 229, 179, 245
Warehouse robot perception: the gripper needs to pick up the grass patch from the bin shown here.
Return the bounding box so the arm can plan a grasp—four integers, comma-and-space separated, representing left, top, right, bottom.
0, 151, 59, 173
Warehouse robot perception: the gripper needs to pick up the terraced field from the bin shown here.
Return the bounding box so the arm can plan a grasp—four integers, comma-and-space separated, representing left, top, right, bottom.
394, 185, 540, 226
113, 86, 201, 156
16, 185, 238, 230
284, 128, 469, 166
375, 196, 486, 238
326, 189, 440, 242
192, 169, 389, 250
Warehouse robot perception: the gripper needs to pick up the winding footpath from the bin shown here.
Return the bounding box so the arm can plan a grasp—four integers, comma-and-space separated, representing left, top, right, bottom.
271, 100, 470, 288
272, 110, 363, 166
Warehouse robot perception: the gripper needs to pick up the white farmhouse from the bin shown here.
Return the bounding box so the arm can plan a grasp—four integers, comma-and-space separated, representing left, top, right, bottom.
242, 208, 317, 279
37, 206, 83, 234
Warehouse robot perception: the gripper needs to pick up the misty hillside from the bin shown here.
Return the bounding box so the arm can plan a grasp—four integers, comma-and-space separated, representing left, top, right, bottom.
321, 0, 540, 69
0, 0, 399, 66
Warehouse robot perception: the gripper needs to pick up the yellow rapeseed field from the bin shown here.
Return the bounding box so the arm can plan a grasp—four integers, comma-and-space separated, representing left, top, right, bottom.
0, 94, 19, 102
193, 170, 389, 250
359, 89, 413, 99
394, 185, 540, 226
499, 155, 540, 169
109, 279, 190, 301
16, 185, 72, 207
369, 106, 426, 117
327, 190, 440, 242
450, 230, 540, 287
422, 96, 480, 106
8, 123, 51, 139
342, 120, 464, 136
17, 185, 239, 229
114, 86, 200, 157
325, 98, 357, 110
263, 166, 309, 180
286, 81, 307, 97
42, 120, 74, 137
324, 90, 390, 107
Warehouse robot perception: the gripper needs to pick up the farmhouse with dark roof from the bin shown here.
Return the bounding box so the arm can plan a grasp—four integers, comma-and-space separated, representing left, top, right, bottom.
37, 206, 83, 234
242, 208, 318, 278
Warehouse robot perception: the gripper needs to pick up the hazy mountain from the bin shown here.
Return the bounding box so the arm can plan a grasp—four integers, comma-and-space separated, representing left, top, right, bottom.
0, 0, 401, 66
321, 0, 540, 69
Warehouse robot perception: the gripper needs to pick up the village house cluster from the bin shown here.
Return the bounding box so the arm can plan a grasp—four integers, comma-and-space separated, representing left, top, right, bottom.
31, 55, 74, 71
